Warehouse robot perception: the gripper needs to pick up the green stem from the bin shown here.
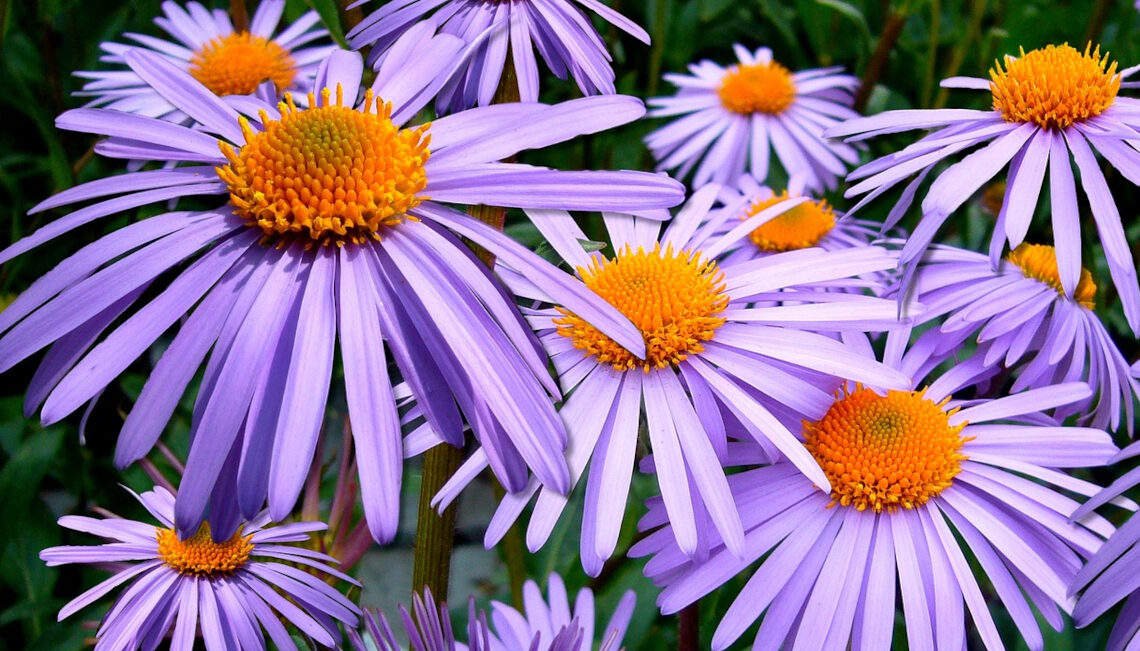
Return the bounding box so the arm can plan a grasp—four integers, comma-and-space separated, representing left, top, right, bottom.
921, 0, 942, 108
492, 481, 527, 608
933, 0, 987, 109
1081, 0, 1113, 48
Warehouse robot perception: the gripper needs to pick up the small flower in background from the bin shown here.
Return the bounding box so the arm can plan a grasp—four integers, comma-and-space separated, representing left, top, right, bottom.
829, 43, 1140, 334
77, 1, 334, 119
895, 242, 1140, 433
350, 574, 635, 651
632, 333, 1121, 650
40, 486, 359, 650
426, 186, 911, 574
348, 0, 650, 112
646, 45, 859, 190
0, 39, 683, 545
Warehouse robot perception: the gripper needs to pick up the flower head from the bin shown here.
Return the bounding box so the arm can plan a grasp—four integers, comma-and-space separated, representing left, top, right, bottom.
78, 1, 334, 120
827, 42, 1140, 334
40, 486, 359, 650
647, 45, 859, 190
348, 0, 650, 112
425, 185, 912, 574
0, 41, 683, 544
632, 334, 1119, 650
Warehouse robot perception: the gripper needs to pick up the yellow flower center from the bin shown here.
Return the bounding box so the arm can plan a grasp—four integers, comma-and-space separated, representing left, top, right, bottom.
990, 44, 1119, 130
718, 62, 796, 115
217, 87, 430, 246
190, 32, 296, 97
742, 192, 836, 252
804, 387, 970, 513
156, 523, 254, 577
1006, 243, 1096, 308
555, 244, 729, 371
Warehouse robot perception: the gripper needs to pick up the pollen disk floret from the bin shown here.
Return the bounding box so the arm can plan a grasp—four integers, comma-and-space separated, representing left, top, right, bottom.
804, 387, 969, 513
156, 523, 254, 577
990, 43, 1120, 130
1007, 243, 1097, 308
190, 32, 296, 97
556, 244, 729, 371
744, 192, 836, 251
218, 87, 431, 246
718, 61, 796, 115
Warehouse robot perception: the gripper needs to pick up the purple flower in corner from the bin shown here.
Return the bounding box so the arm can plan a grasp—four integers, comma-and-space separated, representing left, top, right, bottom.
829, 43, 1140, 334
40, 486, 359, 650
647, 45, 859, 189
0, 39, 683, 544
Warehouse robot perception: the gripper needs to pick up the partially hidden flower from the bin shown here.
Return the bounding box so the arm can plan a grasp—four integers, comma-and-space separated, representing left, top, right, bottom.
40, 486, 359, 650
647, 45, 859, 190
828, 43, 1140, 334
897, 241, 1139, 433
632, 332, 1119, 650
78, 0, 334, 120
348, 0, 650, 112
427, 185, 912, 574
0, 41, 684, 543
351, 574, 635, 651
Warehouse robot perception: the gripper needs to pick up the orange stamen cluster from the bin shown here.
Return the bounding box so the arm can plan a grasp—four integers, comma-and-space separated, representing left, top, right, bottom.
1006, 243, 1097, 309
190, 32, 295, 97
718, 62, 796, 115
742, 191, 836, 252
156, 523, 254, 577
555, 244, 729, 371
990, 44, 1119, 130
804, 387, 970, 513
217, 86, 431, 247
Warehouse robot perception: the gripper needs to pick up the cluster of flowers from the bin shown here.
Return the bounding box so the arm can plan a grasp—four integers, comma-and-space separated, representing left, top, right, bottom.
8, 0, 1140, 648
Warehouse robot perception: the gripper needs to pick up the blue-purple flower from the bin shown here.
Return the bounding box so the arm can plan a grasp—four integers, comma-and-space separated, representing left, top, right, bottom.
632, 333, 1118, 650
647, 45, 859, 189
78, 1, 333, 119
348, 0, 649, 112
828, 43, 1140, 334
40, 486, 358, 650
0, 40, 683, 543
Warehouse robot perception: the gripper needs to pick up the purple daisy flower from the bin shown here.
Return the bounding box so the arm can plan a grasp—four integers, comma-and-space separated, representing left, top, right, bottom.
347, 0, 649, 112
631, 332, 1120, 650
426, 185, 911, 574
703, 173, 884, 267
0, 40, 684, 543
351, 575, 635, 651
40, 485, 359, 650
827, 43, 1140, 333
898, 242, 1139, 433
646, 45, 859, 190
78, 1, 334, 119
1072, 441, 1140, 651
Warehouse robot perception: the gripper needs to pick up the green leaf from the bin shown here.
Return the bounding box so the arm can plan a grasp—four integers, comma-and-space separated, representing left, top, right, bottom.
305, 0, 348, 49
814, 0, 872, 45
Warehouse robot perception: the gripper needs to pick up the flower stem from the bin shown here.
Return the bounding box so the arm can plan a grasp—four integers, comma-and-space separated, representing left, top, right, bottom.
229, 0, 249, 32
855, 9, 908, 113
679, 601, 700, 651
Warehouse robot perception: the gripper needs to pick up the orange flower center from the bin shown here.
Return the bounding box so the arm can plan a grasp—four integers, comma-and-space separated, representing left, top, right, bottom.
217, 87, 430, 246
718, 62, 796, 115
555, 244, 729, 371
1006, 243, 1096, 308
156, 523, 254, 577
743, 192, 836, 252
990, 44, 1119, 130
804, 387, 969, 513
190, 32, 296, 97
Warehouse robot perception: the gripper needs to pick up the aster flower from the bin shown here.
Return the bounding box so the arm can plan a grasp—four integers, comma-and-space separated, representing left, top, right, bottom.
828, 43, 1140, 333
78, 1, 334, 120
631, 333, 1119, 651
646, 44, 859, 190
0, 41, 684, 543
40, 486, 359, 650
1072, 441, 1140, 651
427, 185, 912, 574
898, 241, 1140, 433
351, 575, 635, 651
347, 0, 649, 112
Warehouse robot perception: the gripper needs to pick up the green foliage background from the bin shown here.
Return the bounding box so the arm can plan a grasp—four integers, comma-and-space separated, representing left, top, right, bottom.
0, 0, 1138, 649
